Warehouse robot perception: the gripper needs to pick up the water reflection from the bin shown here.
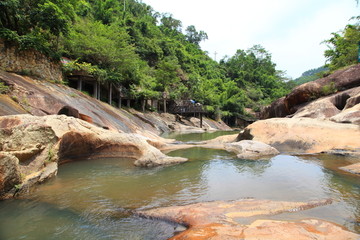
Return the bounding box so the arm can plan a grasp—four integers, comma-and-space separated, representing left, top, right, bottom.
161, 130, 236, 142
0, 144, 359, 239
316, 156, 360, 233
0, 199, 179, 240
231, 158, 272, 176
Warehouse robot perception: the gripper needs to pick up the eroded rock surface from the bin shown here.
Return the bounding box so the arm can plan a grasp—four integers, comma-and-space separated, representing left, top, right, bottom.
162, 135, 280, 161
340, 162, 360, 175
225, 140, 279, 160
237, 118, 360, 154
139, 198, 359, 240
0, 114, 187, 199
260, 64, 360, 122
330, 103, 360, 124
0, 71, 230, 135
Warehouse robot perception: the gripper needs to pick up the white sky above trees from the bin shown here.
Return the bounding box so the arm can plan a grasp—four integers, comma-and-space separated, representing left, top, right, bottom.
141, 0, 359, 78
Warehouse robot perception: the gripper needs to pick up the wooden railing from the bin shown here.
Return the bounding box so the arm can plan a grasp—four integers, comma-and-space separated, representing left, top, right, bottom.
169, 104, 205, 114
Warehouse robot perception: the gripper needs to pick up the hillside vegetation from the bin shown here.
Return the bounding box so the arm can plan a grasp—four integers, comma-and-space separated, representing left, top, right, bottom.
0, 0, 292, 120
293, 66, 328, 85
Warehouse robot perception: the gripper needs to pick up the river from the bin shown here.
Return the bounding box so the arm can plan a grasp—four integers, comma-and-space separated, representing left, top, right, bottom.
0, 131, 359, 239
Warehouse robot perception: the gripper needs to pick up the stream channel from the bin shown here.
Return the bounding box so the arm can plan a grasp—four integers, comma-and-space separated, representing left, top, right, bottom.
0, 131, 359, 239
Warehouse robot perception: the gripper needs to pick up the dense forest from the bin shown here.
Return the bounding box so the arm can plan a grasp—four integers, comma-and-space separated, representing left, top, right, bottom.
293, 66, 328, 85
0, 0, 359, 121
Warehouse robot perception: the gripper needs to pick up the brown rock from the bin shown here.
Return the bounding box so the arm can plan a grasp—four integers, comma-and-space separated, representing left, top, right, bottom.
0, 114, 187, 198
292, 97, 341, 119
140, 198, 358, 239
260, 64, 360, 119
57, 105, 79, 118
0, 39, 63, 82
237, 118, 360, 154
0, 153, 21, 198
0, 95, 27, 115
292, 87, 360, 120
330, 104, 360, 124
340, 162, 360, 175
285, 64, 360, 113
242, 219, 359, 240
0, 71, 230, 135
345, 93, 360, 109
260, 97, 289, 119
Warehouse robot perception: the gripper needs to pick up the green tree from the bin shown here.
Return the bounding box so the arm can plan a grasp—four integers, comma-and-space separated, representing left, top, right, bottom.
323, 23, 360, 71
185, 25, 208, 45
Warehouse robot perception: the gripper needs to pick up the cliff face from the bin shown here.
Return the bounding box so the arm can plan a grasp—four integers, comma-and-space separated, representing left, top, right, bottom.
0, 39, 63, 82
0, 71, 231, 137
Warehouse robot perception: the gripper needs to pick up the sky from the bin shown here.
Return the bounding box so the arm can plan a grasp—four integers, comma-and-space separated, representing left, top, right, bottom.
141, 0, 359, 79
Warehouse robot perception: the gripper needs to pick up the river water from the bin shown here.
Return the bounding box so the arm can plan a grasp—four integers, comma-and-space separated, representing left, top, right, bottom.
0, 132, 359, 239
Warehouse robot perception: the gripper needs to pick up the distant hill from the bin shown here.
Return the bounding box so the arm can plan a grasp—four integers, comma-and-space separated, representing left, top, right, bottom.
294, 66, 328, 85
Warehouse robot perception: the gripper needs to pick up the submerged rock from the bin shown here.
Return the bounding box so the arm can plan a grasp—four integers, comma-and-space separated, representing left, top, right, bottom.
237, 118, 360, 154
139, 198, 358, 239
0, 114, 187, 199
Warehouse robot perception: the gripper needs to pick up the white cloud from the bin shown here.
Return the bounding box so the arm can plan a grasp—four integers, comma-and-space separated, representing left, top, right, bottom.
142, 0, 359, 78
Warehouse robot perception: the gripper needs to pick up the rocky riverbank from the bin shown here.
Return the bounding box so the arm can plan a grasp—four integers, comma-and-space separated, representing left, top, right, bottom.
0, 70, 236, 200
139, 198, 359, 240
1, 64, 360, 239
0, 114, 188, 199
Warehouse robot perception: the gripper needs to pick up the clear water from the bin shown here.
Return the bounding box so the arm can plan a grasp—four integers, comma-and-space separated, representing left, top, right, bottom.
0, 134, 359, 239
161, 130, 236, 142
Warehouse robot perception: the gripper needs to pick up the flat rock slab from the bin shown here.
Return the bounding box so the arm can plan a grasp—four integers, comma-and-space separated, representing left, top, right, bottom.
139, 198, 359, 239
237, 118, 360, 154
340, 162, 360, 175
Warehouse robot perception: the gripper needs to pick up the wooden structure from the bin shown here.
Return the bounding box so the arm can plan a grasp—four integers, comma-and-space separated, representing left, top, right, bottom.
169, 100, 206, 128
66, 71, 133, 108
65, 66, 206, 124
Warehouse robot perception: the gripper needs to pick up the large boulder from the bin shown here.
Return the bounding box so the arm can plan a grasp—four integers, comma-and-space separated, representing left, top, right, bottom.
225, 140, 279, 159
260, 64, 360, 119
291, 97, 341, 119
237, 118, 360, 154
340, 162, 360, 175
0, 153, 21, 197
330, 104, 360, 124
260, 97, 289, 119
0, 114, 187, 199
285, 64, 360, 113
291, 87, 360, 121
344, 93, 360, 109
139, 198, 359, 239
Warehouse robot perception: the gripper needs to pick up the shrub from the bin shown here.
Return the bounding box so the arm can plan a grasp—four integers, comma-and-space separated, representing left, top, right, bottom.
321, 82, 337, 95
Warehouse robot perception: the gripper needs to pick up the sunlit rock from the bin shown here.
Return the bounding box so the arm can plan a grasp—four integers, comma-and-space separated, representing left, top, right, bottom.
0, 114, 187, 198
340, 162, 360, 175
330, 103, 360, 124
260, 64, 360, 119
237, 117, 360, 154
225, 140, 279, 160
139, 198, 358, 239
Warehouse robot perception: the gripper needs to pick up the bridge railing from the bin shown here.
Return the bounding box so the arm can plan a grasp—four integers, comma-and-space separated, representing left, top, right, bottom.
169, 104, 205, 114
